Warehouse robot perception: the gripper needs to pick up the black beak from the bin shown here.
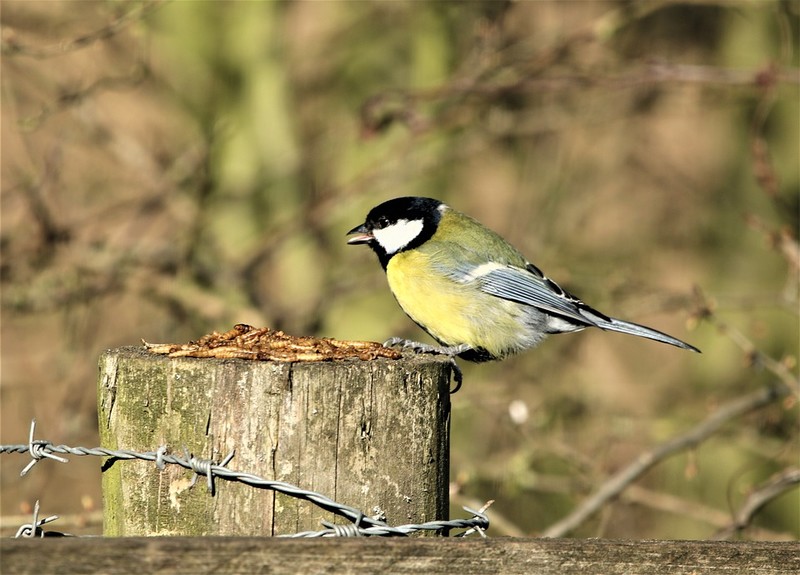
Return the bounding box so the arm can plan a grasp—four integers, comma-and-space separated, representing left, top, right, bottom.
347, 223, 373, 245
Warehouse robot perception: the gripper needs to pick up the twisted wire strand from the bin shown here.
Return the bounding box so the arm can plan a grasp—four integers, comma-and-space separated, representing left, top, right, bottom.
2, 420, 490, 538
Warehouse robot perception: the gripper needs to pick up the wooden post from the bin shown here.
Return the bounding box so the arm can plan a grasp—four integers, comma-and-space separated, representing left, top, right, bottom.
97, 346, 452, 536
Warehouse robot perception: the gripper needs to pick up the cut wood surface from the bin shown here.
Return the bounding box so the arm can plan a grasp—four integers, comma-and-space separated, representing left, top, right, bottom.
2, 538, 798, 575
97, 346, 453, 536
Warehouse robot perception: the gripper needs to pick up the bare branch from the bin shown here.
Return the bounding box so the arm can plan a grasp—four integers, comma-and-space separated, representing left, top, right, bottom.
1, 1, 164, 59
19, 62, 150, 131
692, 288, 800, 398
713, 468, 800, 540
542, 384, 790, 538
622, 484, 796, 541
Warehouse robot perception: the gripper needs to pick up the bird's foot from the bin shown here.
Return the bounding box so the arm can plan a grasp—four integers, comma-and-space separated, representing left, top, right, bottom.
382, 338, 468, 394
382, 338, 471, 357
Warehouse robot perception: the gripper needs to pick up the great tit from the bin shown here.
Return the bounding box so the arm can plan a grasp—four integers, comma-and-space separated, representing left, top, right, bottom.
347, 196, 700, 363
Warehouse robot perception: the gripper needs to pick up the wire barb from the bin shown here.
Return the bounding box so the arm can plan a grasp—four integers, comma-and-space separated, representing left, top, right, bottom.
20, 419, 69, 477
14, 500, 62, 538
185, 448, 236, 496
457, 501, 493, 538
320, 520, 363, 537
155, 445, 167, 471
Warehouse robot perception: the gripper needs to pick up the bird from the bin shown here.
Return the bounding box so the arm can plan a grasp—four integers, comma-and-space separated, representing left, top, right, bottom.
347, 196, 700, 365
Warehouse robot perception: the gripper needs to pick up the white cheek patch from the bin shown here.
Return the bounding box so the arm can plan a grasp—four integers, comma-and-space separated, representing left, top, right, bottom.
373, 218, 425, 255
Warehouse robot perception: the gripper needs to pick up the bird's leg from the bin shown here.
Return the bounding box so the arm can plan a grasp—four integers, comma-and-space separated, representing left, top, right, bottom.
382, 337, 472, 357
382, 338, 467, 394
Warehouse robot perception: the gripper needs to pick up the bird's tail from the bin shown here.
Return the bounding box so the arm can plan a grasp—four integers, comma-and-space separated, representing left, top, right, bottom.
593, 316, 700, 353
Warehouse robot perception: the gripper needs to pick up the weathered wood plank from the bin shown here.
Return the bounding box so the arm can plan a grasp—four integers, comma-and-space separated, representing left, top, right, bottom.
2, 538, 798, 575
97, 347, 452, 536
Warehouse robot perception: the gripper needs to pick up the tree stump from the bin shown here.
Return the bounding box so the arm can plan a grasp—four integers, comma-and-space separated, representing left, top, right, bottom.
97, 346, 452, 536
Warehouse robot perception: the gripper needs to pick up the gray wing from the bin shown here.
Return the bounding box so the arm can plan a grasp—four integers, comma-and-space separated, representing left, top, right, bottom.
475, 263, 603, 328
468, 263, 699, 352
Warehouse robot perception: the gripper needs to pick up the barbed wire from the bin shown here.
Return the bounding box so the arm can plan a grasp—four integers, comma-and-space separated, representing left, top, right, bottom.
2, 420, 489, 538
13, 500, 69, 538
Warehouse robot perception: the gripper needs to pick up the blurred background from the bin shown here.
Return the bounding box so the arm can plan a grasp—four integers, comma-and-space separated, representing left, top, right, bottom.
1, 0, 798, 539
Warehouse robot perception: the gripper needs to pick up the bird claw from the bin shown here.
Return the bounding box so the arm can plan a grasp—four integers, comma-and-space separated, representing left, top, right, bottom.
382, 338, 466, 394
382, 338, 470, 356
448, 358, 463, 394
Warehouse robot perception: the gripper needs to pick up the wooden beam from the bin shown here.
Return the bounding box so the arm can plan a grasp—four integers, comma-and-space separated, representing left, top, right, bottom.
2, 538, 798, 574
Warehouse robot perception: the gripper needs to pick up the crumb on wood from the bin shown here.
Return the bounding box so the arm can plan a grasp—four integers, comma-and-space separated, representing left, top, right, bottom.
143, 324, 402, 362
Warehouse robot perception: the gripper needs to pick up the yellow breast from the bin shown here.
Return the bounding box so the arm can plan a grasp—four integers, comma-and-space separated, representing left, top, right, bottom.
385, 249, 486, 349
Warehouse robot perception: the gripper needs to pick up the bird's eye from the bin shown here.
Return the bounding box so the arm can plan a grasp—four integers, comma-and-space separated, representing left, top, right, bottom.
375, 216, 390, 229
